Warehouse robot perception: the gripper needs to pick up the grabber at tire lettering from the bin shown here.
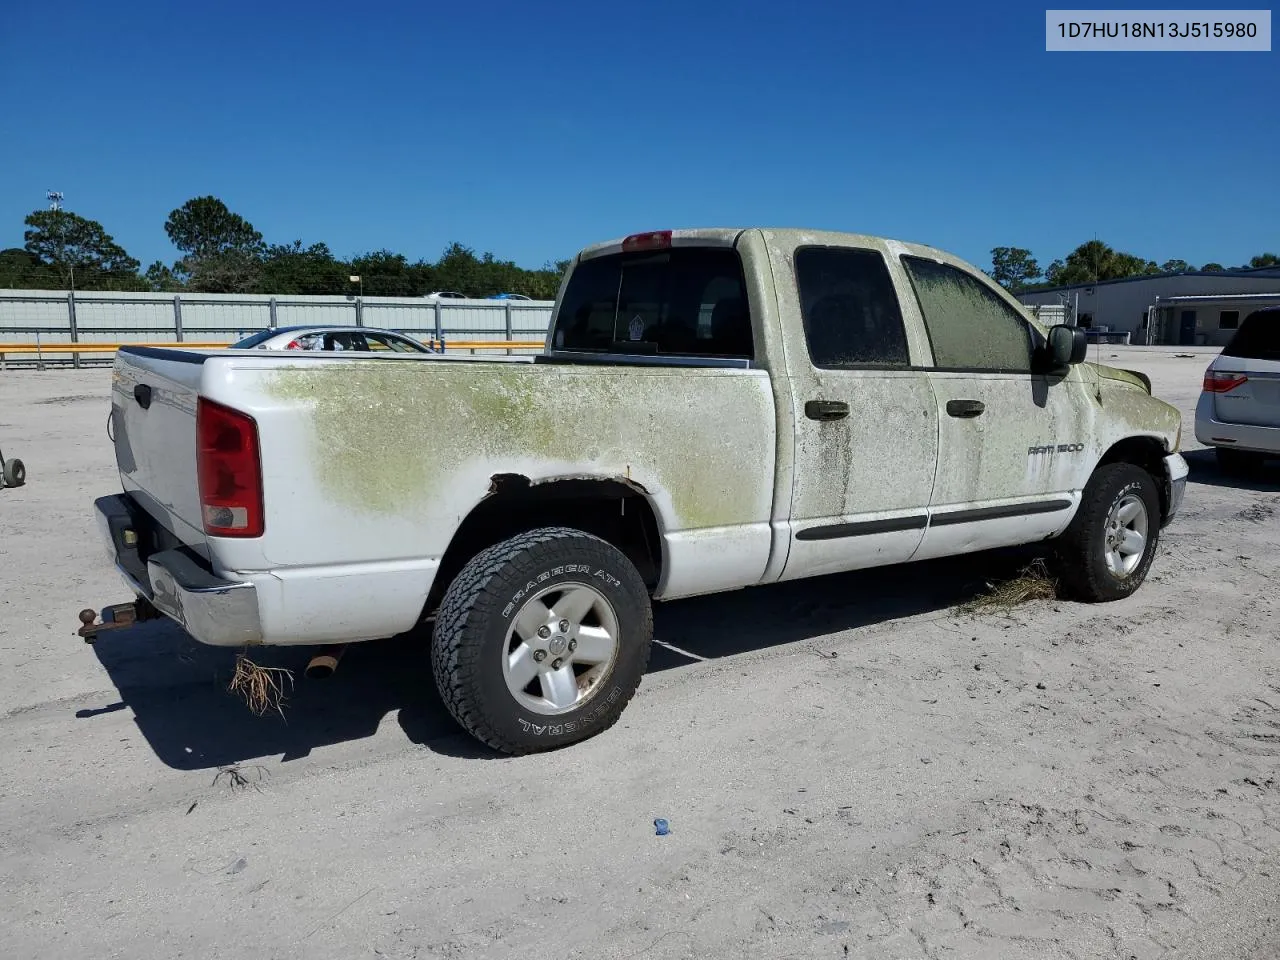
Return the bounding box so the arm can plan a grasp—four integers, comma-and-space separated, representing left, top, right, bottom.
1052, 463, 1162, 603
431, 526, 653, 754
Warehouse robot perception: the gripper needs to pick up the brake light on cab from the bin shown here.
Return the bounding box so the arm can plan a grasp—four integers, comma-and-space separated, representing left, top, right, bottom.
196, 398, 264, 537
621, 230, 672, 253
1203, 370, 1248, 393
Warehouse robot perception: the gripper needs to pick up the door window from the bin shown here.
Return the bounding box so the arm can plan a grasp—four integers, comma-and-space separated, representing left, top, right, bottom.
901, 256, 1032, 371
794, 247, 910, 367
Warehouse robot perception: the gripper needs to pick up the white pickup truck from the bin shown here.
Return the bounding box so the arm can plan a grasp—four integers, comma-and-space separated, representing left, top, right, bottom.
88, 228, 1189, 754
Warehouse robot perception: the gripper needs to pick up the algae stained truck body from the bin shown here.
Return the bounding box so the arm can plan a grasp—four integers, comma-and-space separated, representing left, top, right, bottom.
90, 227, 1189, 754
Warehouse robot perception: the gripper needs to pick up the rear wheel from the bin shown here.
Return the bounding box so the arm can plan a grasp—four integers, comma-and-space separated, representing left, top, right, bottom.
1215, 447, 1268, 476
1053, 463, 1161, 603
431, 526, 653, 754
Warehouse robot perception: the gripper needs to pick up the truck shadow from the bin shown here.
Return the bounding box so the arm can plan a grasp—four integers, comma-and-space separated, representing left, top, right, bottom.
79, 548, 1041, 769
1183, 448, 1280, 492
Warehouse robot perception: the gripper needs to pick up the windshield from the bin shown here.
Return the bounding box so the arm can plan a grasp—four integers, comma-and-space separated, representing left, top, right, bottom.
1222, 309, 1280, 360
551, 248, 753, 359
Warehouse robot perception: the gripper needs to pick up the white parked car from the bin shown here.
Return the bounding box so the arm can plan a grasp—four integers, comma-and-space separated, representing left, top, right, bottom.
1194, 306, 1280, 472
230, 326, 437, 354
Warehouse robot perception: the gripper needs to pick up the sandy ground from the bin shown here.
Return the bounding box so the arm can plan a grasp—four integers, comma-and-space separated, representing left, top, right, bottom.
2, 346, 1279, 960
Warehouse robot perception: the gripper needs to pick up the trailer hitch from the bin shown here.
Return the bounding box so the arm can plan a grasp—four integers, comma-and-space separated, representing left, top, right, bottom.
77, 598, 161, 643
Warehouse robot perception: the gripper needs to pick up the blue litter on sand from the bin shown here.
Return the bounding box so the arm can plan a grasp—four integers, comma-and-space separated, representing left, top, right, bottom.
654, 818, 670, 836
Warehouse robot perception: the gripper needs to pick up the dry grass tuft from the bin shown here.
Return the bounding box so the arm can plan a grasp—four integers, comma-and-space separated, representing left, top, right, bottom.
959, 559, 1059, 615
228, 652, 294, 718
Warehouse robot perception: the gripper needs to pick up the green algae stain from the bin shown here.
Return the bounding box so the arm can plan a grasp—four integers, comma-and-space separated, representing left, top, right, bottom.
261, 360, 775, 530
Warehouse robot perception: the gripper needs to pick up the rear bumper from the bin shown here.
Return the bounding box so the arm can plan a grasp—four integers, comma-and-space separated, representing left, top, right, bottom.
1162, 452, 1188, 528
1194, 393, 1280, 455
94, 494, 263, 647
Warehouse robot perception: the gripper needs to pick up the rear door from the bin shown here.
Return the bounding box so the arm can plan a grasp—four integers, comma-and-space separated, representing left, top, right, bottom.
1212, 310, 1280, 427
898, 254, 1088, 560
777, 243, 940, 581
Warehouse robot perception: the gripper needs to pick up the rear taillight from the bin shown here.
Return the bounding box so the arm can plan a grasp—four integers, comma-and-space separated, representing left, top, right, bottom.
196, 398, 264, 537
1203, 370, 1248, 393
285, 339, 301, 350
621, 230, 672, 252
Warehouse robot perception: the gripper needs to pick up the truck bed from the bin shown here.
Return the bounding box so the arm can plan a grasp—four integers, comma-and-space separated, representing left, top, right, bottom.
108, 345, 780, 644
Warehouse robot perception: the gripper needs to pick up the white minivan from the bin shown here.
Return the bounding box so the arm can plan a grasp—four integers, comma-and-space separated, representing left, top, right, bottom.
1195, 306, 1280, 473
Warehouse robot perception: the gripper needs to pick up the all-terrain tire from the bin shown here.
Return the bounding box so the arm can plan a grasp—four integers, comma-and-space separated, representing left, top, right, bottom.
431, 526, 653, 755
1053, 463, 1162, 603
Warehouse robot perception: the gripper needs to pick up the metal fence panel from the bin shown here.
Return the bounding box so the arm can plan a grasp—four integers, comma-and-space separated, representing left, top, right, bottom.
0, 293, 71, 337
74, 297, 174, 337
0, 288, 557, 359
182, 300, 273, 338
274, 300, 358, 329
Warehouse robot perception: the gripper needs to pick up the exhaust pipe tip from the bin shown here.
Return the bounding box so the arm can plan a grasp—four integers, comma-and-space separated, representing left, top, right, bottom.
304, 657, 337, 680
304, 645, 346, 680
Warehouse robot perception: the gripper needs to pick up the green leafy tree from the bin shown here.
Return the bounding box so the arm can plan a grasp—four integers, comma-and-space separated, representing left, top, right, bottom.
260, 241, 349, 295
164, 196, 264, 261
1249, 252, 1279, 268
0, 247, 55, 288
164, 196, 264, 291
349, 249, 426, 297
23, 209, 142, 289
185, 249, 263, 293
433, 242, 484, 294
1159, 259, 1194, 273
989, 247, 1041, 292
144, 260, 185, 292
1200, 262, 1225, 272
1044, 240, 1158, 287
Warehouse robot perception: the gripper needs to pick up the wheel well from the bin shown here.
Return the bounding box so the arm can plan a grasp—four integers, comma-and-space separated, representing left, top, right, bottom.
422, 475, 664, 619
1098, 436, 1169, 516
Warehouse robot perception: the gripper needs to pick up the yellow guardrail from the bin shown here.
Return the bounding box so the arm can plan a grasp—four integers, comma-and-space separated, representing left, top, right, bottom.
0, 339, 546, 364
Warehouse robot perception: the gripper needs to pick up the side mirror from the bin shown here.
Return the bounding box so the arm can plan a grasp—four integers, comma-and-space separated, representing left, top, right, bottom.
1047, 324, 1088, 367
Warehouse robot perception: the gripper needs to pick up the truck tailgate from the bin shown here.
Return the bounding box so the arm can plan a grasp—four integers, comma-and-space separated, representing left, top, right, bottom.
110, 349, 208, 550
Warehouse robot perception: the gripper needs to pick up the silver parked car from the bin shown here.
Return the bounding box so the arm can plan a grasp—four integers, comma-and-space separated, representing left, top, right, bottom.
231, 326, 437, 354
1194, 306, 1280, 472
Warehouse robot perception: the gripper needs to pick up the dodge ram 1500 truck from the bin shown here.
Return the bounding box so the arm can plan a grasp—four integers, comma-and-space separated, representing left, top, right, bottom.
89, 228, 1189, 754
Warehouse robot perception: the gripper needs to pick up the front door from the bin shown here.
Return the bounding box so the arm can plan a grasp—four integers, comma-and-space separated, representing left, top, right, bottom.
776, 243, 940, 581
895, 255, 1091, 561
1180, 310, 1198, 345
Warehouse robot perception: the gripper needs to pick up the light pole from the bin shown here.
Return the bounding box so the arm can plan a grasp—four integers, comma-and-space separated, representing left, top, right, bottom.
349, 274, 362, 297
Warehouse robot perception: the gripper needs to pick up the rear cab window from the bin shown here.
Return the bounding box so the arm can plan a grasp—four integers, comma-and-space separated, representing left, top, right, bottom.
552, 247, 753, 359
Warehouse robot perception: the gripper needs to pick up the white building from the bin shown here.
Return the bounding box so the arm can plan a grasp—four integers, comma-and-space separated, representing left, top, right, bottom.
1016, 267, 1280, 346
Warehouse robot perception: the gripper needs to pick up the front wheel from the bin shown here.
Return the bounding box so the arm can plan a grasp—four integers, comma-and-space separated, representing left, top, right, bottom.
1053, 463, 1161, 603
431, 527, 653, 755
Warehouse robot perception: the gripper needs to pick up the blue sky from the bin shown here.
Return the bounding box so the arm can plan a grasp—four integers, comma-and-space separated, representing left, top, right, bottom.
2, 0, 1276, 274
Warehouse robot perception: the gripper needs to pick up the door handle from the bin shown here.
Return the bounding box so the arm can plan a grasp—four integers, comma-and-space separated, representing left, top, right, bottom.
805, 399, 849, 421
946, 399, 985, 418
